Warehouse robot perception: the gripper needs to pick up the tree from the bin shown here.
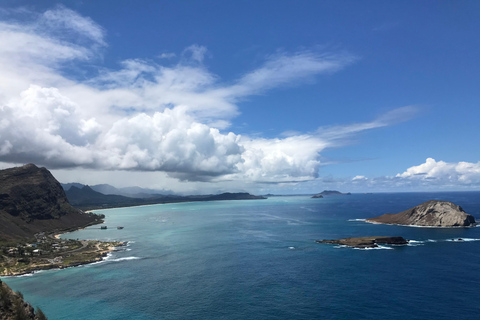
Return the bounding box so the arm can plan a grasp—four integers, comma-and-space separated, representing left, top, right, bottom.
13, 295, 28, 320
36, 307, 48, 320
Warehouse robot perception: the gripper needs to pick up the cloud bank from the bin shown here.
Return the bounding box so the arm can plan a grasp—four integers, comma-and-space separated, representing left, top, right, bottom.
396, 158, 480, 186
0, 6, 414, 187
327, 158, 480, 192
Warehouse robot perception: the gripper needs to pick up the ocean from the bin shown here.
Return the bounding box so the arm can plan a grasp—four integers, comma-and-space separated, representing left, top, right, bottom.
3, 192, 480, 320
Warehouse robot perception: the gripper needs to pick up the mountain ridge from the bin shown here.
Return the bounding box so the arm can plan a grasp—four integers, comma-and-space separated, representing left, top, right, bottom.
0, 164, 103, 241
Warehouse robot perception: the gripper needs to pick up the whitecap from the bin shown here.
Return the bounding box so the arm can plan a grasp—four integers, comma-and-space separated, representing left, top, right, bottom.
348, 219, 366, 222
407, 240, 425, 246
8, 272, 35, 278
355, 245, 394, 250
446, 238, 480, 242
288, 246, 295, 250
408, 240, 424, 244
108, 257, 141, 262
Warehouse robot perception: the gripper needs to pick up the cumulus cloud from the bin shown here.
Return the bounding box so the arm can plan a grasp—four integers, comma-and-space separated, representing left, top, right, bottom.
233, 135, 328, 183
396, 158, 480, 185
328, 158, 480, 192
0, 6, 413, 185
0, 85, 98, 167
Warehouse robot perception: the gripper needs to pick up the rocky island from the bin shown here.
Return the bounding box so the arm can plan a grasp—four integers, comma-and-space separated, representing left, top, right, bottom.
316, 236, 408, 249
366, 200, 477, 227
316, 190, 351, 196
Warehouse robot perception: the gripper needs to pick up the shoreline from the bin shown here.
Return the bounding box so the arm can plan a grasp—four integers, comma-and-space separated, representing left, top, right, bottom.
1, 241, 127, 277
363, 219, 477, 228
78, 195, 268, 213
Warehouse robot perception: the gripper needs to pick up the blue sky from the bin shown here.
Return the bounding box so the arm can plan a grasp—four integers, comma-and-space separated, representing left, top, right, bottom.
0, 1, 479, 194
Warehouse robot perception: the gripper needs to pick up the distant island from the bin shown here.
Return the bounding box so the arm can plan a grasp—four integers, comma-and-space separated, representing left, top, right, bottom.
366, 200, 477, 227
311, 190, 351, 198
316, 236, 408, 249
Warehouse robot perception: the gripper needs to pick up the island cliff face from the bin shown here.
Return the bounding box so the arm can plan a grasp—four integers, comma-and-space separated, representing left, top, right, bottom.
0, 164, 103, 241
366, 200, 476, 227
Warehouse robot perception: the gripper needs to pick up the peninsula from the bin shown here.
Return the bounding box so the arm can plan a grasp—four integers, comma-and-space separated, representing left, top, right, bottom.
0, 164, 123, 276
366, 200, 476, 227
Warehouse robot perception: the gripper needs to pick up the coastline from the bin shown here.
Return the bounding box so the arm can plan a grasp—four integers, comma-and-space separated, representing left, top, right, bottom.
77, 194, 268, 213
1, 241, 127, 277
363, 219, 478, 228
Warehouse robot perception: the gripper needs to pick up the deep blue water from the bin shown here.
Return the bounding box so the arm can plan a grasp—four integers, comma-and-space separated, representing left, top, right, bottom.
3, 192, 480, 320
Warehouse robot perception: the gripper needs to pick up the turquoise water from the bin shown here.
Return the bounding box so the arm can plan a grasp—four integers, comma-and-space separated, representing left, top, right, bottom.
4, 192, 480, 319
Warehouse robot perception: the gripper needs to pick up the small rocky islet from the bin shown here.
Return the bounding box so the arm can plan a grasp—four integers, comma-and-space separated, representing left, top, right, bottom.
316, 236, 408, 249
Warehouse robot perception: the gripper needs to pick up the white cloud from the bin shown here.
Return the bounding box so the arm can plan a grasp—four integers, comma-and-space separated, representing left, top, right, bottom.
396, 158, 480, 185
233, 135, 328, 183
158, 52, 176, 59
214, 51, 356, 99
182, 45, 208, 63
321, 158, 480, 193
97, 107, 243, 176
352, 175, 367, 181
41, 5, 106, 47
316, 106, 418, 143
0, 6, 415, 187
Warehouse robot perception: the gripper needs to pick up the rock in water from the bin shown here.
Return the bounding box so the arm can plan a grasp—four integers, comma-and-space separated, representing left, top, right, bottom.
366, 200, 476, 227
316, 236, 408, 249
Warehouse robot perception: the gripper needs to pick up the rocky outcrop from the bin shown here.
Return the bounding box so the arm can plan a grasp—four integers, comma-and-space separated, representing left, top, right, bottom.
0, 164, 103, 241
316, 236, 408, 249
311, 194, 323, 198
366, 200, 476, 227
0, 279, 47, 319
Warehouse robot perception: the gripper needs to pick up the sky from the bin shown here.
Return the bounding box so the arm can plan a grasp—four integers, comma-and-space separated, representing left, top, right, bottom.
0, 0, 479, 194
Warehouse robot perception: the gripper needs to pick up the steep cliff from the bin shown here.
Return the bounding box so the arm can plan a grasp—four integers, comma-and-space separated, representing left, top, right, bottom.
0, 164, 103, 241
0, 279, 47, 320
366, 200, 476, 227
